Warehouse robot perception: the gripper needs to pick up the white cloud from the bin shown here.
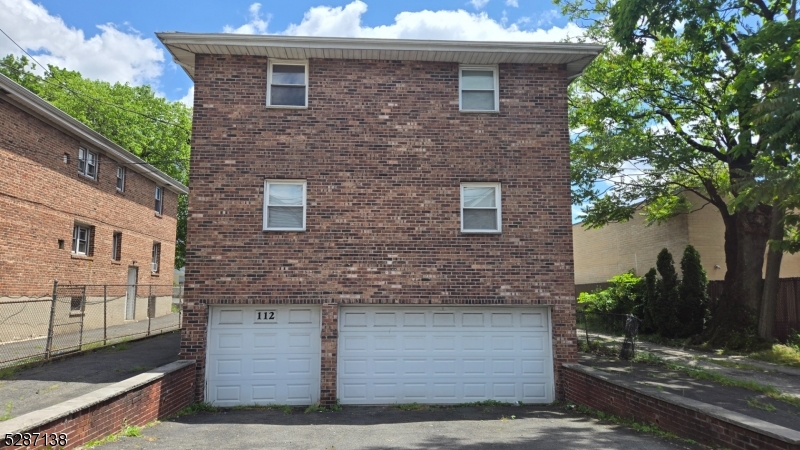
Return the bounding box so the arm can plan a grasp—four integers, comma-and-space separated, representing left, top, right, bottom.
470, 0, 490, 9
505, 0, 519, 7
223, 3, 270, 34
0, 0, 164, 85
178, 86, 194, 108
271, 1, 583, 42
536, 9, 561, 27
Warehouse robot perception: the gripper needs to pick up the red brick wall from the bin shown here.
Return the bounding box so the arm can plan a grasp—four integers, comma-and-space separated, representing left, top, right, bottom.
183, 55, 577, 403
4, 362, 195, 450
0, 98, 179, 295
563, 365, 798, 450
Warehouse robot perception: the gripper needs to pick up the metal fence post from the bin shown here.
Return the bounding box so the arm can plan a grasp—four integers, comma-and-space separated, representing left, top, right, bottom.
103, 285, 107, 346
147, 285, 152, 336
45, 280, 58, 359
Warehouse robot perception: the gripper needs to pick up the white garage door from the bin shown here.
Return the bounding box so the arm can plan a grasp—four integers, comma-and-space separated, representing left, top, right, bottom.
338, 306, 554, 405
206, 305, 321, 407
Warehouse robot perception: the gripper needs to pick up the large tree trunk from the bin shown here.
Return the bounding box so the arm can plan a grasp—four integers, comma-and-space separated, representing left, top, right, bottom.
759, 205, 785, 340
732, 205, 772, 313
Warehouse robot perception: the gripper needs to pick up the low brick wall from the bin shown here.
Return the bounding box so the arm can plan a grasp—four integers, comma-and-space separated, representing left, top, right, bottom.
0, 360, 195, 449
563, 363, 800, 450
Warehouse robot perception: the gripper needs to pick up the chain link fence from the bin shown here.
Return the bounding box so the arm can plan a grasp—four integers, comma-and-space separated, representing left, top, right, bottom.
576, 311, 641, 360
0, 282, 181, 368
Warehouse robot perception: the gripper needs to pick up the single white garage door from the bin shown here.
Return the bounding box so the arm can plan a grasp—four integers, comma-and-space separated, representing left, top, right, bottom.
206, 305, 321, 406
338, 306, 554, 405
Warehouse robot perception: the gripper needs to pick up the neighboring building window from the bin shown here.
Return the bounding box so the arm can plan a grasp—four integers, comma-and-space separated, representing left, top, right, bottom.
151, 242, 161, 273
459, 66, 499, 112
461, 183, 502, 233
154, 187, 163, 215
70, 296, 84, 312
267, 60, 308, 107
72, 223, 94, 255
263, 180, 306, 231
112, 232, 122, 261
78, 147, 98, 179
116, 166, 126, 192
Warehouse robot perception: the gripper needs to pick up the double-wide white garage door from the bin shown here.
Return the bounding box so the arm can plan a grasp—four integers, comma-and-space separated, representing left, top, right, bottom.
206, 305, 553, 406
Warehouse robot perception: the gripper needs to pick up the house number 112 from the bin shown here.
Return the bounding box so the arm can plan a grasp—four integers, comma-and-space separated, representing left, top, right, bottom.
256, 310, 277, 322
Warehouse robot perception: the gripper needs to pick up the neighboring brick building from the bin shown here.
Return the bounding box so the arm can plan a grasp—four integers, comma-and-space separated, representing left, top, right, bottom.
0, 73, 188, 334
573, 191, 800, 285
159, 33, 602, 406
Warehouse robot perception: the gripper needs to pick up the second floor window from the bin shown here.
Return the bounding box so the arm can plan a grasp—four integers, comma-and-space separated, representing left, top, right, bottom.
264, 180, 306, 231
267, 60, 308, 107
116, 166, 126, 192
154, 187, 163, 215
112, 232, 122, 261
461, 183, 502, 233
459, 66, 499, 112
78, 147, 97, 180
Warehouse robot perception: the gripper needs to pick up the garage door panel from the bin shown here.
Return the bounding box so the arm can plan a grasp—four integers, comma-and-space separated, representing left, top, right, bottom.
207, 305, 320, 406
338, 306, 554, 405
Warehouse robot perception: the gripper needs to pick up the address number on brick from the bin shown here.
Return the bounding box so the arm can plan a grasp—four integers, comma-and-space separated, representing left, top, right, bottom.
255, 310, 277, 323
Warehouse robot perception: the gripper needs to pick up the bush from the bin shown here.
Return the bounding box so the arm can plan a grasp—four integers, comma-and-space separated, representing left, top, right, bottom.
654, 248, 681, 338
678, 245, 708, 337
578, 271, 643, 316
639, 268, 658, 334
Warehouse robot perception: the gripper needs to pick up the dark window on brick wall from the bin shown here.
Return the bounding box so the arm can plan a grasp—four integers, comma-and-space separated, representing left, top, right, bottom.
112, 232, 122, 261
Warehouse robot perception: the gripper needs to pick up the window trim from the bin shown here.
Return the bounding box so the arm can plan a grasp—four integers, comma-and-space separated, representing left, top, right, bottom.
458, 65, 500, 113
154, 186, 163, 215
77, 147, 98, 180
460, 182, 502, 234
266, 59, 309, 109
263, 179, 307, 232
72, 223, 93, 255
116, 166, 126, 192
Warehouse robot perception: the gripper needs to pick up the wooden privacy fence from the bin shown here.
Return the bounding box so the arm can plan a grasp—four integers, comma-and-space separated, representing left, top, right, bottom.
575, 277, 800, 341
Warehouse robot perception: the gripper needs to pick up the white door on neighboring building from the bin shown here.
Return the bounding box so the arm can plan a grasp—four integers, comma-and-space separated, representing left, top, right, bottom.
338, 306, 555, 405
125, 266, 138, 320
206, 305, 321, 407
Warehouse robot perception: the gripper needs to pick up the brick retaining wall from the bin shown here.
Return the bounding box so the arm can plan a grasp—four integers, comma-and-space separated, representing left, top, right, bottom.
563, 363, 800, 450
0, 360, 195, 449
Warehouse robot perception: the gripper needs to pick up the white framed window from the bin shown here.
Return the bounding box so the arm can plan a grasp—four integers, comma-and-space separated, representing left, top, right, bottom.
154, 186, 163, 215
459, 66, 499, 112
112, 231, 122, 261
263, 180, 306, 231
267, 60, 308, 108
72, 223, 93, 255
461, 182, 502, 233
151, 242, 161, 273
116, 166, 126, 192
78, 147, 98, 180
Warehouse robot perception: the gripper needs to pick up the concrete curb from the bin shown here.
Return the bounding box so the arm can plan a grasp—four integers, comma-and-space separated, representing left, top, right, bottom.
564, 363, 800, 445
0, 359, 195, 436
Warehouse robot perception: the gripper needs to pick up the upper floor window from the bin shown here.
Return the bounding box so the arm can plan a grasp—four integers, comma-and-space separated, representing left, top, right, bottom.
112, 231, 122, 261
267, 60, 308, 108
263, 180, 306, 231
461, 183, 502, 233
116, 166, 126, 192
72, 223, 94, 255
151, 242, 161, 273
154, 186, 163, 215
459, 66, 499, 112
78, 147, 97, 180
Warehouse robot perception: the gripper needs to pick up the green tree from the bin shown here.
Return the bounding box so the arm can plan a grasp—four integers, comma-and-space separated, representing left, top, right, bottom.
655, 249, 680, 337
678, 245, 709, 337
558, 0, 799, 343
0, 55, 191, 268
641, 267, 659, 334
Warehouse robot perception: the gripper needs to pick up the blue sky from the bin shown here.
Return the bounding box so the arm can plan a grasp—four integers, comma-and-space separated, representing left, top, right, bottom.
0, 0, 588, 220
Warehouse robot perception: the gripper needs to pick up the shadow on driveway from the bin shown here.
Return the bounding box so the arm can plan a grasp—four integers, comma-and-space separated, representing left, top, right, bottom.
99, 405, 698, 450
0, 331, 179, 419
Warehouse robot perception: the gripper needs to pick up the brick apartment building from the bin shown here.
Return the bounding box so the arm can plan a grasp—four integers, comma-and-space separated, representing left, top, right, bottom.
159, 33, 602, 406
0, 73, 188, 335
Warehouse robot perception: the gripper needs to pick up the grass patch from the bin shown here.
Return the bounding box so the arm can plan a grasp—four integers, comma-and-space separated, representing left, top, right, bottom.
0, 357, 45, 380
631, 352, 663, 365
577, 339, 618, 357
84, 422, 156, 448
748, 345, 800, 368
171, 303, 181, 313
697, 357, 762, 371
394, 403, 428, 411
304, 400, 343, 413
568, 403, 695, 445
0, 402, 12, 421
171, 402, 219, 418
454, 400, 515, 407
232, 404, 294, 414
747, 397, 777, 412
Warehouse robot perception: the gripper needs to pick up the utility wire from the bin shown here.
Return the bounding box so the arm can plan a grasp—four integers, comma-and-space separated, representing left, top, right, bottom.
0, 27, 192, 132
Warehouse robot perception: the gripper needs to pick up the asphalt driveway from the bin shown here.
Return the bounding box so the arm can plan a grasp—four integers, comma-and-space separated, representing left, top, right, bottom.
93, 405, 698, 450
